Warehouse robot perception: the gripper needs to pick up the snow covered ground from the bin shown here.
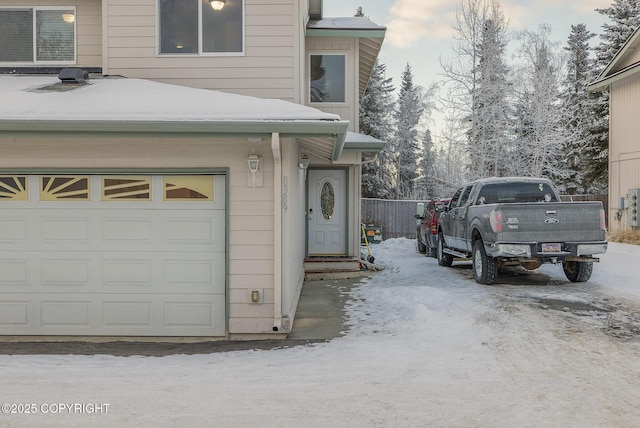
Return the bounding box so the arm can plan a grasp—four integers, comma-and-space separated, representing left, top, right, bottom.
1, 238, 640, 428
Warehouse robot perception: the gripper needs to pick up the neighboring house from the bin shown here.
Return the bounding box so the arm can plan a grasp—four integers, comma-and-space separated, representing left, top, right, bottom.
589, 25, 640, 233
0, 0, 386, 339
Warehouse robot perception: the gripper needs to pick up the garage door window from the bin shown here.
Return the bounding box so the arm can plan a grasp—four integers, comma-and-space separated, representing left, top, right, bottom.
40, 176, 90, 201
164, 176, 214, 201
0, 176, 28, 200
102, 177, 151, 201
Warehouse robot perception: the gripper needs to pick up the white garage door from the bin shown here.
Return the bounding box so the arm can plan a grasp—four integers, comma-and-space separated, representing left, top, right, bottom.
0, 174, 226, 337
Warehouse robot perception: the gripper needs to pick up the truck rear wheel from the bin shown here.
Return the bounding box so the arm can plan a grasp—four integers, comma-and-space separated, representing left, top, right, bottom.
437, 232, 453, 267
416, 236, 427, 254
563, 260, 593, 282
473, 240, 498, 285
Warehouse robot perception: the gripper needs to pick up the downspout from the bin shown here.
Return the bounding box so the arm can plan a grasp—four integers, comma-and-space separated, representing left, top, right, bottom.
271, 132, 283, 332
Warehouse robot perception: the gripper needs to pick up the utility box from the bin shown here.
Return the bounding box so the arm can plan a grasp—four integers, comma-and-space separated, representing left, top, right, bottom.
629, 189, 640, 227
361, 224, 383, 244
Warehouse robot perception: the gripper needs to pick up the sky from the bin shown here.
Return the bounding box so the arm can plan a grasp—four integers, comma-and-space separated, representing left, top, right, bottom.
2, 238, 640, 426
324, 0, 613, 133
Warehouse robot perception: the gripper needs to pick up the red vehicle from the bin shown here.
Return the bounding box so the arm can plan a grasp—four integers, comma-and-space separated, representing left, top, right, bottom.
415, 198, 451, 258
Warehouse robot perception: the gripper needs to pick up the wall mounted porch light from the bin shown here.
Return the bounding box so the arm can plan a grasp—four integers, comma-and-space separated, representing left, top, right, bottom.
299, 154, 309, 180
298, 154, 309, 170
247, 151, 260, 188
209, 0, 226, 11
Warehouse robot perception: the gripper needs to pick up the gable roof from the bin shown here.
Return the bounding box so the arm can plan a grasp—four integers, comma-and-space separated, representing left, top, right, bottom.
588, 25, 640, 91
307, 17, 386, 98
0, 75, 351, 161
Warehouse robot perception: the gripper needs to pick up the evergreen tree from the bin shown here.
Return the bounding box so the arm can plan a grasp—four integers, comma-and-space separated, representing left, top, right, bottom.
390, 63, 424, 199
560, 23, 596, 194
414, 129, 437, 199
595, 0, 640, 68
441, 0, 510, 181
513, 26, 570, 183
471, 15, 510, 178
359, 60, 395, 198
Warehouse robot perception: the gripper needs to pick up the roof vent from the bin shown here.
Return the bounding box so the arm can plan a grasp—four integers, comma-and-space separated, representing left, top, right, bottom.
58, 68, 89, 83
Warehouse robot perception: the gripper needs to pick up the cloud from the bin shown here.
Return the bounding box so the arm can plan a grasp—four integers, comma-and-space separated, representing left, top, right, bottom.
386, 0, 456, 48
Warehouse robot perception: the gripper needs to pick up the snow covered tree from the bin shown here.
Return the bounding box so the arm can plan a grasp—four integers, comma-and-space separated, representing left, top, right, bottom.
414, 129, 437, 199
513, 26, 570, 183
359, 60, 395, 198
595, 0, 640, 68
440, 0, 510, 180
470, 14, 511, 178
559, 23, 596, 194
389, 63, 424, 199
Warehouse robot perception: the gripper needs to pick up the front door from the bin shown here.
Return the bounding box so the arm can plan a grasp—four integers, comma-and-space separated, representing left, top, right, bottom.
307, 169, 347, 255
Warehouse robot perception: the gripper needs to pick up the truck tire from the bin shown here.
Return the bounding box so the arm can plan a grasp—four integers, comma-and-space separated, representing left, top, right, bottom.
416, 236, 427, 254
563, 260, 593, 282
437, 232, 453, 267
473, 240, 498, 285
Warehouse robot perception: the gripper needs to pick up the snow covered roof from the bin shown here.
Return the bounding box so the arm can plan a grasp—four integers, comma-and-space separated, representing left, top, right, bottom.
0, 75, 352, 160
307, 17, 386, 33
589, 26, 640, 91
0, 75, 342, 123
343, 131, 386, 151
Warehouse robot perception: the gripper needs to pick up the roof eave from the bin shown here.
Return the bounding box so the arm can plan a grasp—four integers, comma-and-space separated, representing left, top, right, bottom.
588, 61, 640, 92
0, 119, 350, 137
306, 28, 387, 38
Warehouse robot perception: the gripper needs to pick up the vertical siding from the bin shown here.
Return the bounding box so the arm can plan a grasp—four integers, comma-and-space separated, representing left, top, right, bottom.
0, 0, 102, 68
609, 73, 640, 232
104, 0, 298, 101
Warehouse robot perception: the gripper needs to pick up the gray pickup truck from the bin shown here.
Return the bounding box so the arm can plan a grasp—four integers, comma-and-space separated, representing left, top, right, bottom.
437, 177, 607, 285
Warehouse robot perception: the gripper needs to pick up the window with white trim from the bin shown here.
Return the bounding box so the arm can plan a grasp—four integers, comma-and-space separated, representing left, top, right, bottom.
0, 7, 75, 64
159, 0, 244, 55
310, 54, 346, 103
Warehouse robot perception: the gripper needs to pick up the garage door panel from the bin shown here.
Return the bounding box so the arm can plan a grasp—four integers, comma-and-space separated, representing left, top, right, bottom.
42, 259, 91, 285
0, 218, 28, 241
41, 218, 90, 242
103, 218, 152, 242
41, 301, 91, 326
0, 260, 29, 285
0, 294, 226, 336
103, 259, 154, 287
0, 174, 227, 337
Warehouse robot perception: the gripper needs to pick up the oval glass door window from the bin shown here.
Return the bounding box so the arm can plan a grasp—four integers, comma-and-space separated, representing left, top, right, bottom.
320, 181, 335, 220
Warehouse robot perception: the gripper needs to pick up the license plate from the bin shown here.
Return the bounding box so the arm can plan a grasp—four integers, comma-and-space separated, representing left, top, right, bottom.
542, 243, 561, 253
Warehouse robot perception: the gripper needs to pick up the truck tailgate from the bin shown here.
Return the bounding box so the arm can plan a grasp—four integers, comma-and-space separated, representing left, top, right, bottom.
494, 202, 605, 243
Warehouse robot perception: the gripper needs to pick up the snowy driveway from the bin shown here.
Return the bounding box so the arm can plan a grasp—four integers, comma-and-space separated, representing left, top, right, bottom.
1, 238, 640, 428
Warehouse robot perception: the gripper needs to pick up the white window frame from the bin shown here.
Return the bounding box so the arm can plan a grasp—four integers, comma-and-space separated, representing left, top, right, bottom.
308, 53, 347, 105
156, 0, 245, 57
0, 6, 77, 66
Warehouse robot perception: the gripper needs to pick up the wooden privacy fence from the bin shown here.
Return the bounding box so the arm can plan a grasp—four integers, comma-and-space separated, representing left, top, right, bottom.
361, 198, 424, 240
361, 195, 609, 241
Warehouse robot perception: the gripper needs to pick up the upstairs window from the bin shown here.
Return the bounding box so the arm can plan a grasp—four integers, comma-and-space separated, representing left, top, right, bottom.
0, 7, 75, 64
159, 0, 244, 55
310, 54, 346, 103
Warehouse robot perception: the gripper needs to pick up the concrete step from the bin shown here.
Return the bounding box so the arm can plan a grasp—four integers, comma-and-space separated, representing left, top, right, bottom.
304, 257, 363, 281
304, 269, 369, 281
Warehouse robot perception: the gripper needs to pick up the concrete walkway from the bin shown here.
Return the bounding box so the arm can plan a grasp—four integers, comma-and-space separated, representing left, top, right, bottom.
287, 277, 364, 341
